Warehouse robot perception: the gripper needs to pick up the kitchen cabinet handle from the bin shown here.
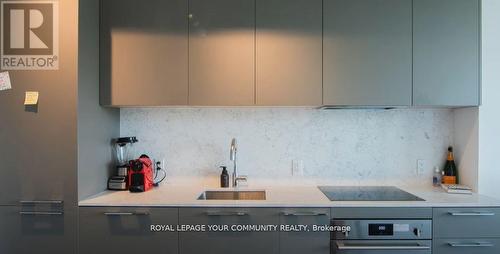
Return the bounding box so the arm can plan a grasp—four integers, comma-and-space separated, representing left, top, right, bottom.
104, 212, 149, 216
336, 242, 430, 250
448, 211, 495, 216
19, 211, 63, 216
20, 200, 63, 204
448, 242, 494, 248
206, 211, 248, 216
282, 212, 328, 216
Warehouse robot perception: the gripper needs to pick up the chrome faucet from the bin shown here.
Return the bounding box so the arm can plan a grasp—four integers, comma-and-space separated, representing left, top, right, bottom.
230, 138, 247, 187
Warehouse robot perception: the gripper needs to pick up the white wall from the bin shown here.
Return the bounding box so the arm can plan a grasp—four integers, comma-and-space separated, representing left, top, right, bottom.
78, 0, 120, 200
453, 108, 479, 191
478, 0, 500, 197
121, 108, 453, 187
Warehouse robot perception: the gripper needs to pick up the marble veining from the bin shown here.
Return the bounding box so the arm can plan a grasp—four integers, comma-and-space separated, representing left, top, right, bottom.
121, 108, 453, 187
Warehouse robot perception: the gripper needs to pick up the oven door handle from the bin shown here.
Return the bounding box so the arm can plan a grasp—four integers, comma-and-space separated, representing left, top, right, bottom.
335, 242, 431, 250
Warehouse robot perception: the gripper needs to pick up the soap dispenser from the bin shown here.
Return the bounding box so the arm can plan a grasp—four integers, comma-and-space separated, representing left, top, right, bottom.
220, 166, 229, 188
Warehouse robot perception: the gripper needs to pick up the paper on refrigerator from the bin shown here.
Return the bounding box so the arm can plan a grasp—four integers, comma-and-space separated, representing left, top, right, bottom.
0, 71, 12, 91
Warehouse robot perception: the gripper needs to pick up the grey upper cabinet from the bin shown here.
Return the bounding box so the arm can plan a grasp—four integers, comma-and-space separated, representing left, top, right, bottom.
179, 208, 279, 254
323, 0, 412, 106
279, 208, 331, 254
256, 0, 323, 106
188, 0, 255, 106
413, 0, 480, 106
96, 0, 481, 108
79, 207, 178, 254
100, 0, 189, 106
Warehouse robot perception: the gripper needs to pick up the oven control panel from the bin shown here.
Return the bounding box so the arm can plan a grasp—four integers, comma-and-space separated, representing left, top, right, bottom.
331, 220, 432, 240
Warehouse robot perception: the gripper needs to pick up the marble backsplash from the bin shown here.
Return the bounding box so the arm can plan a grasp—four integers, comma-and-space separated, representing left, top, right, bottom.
121, 108, 453, 187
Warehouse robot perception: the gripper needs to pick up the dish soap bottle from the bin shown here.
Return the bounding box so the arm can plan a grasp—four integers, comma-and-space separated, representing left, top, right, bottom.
433, 167, 442, 187
220, 166, 229, 188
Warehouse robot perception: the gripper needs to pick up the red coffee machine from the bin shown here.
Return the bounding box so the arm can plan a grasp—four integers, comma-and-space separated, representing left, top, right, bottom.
128, 154, 154, 192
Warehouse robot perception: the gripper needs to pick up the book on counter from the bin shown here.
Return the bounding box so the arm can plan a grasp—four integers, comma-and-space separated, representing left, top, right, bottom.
441, 184, 473, 194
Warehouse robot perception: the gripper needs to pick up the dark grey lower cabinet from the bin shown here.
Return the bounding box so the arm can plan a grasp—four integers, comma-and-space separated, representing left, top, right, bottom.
433, 208, 500, 254
433, 238, 500, 254
279, 208, 330, 254
0, 206, 77, 254
433, 207, 500, 238
79, 207, 178, 254
179, 208, 279, 254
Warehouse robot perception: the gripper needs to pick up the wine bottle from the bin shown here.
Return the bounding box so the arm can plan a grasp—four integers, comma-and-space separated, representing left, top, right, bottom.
442, 146, 458, 184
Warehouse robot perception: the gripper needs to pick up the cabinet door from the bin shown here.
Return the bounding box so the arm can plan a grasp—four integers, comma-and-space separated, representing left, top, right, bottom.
188, 0, 255, 106
433, 208, 500, 238
179, 208, 279, 254
413, 0, 480, 106
256, 0, 322, 106
101, 0, 188, 106
279, 208, 330, 254
0, 206, 76, 254
79, 207, 178, 254
433, 238, 500, 254
323, 0, 412, 106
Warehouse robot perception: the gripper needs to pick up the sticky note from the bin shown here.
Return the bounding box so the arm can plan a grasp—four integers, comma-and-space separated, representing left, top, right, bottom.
24, 91, 39, 105
0, 71, 12, 91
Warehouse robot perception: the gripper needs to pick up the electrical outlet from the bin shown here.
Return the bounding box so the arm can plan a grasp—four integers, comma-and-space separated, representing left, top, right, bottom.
161, 158, 166, 170
154, 158, 166, 170
417, 159, 426, 175
292, 160, 304, 176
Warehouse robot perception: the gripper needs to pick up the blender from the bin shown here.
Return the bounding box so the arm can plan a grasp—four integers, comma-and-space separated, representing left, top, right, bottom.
108, 137, 138, 190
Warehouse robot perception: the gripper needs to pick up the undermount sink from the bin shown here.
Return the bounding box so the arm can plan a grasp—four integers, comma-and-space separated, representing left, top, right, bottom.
198, 190, 266, 200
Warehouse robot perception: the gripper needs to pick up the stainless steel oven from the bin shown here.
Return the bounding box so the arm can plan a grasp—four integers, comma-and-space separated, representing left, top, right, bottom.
331, 219, 432, 254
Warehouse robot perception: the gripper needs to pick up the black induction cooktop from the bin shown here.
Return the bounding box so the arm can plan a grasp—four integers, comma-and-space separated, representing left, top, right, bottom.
318, 186, 425, 201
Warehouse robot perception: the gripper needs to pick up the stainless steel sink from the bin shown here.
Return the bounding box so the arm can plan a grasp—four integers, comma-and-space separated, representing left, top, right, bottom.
198, 190, 266, 200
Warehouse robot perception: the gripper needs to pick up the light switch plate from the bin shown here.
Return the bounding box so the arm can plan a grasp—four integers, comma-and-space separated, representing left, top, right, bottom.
292, 160, 304, 176
417, 159, 426, 175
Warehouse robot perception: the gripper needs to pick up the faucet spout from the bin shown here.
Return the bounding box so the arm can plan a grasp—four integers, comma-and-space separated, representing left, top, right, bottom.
230, 138, 237, 161
230, 138, 237, 187
229, 138, 246, 187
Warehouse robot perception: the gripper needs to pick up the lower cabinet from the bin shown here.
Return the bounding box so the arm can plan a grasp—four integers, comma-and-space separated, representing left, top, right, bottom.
433, 207, 500, 238
179, 208, 280, 254
433, 238, 500, 254
0, 206, 77, 254
433, 207, 500, 254
79, 207, 178, 254
279, 208, 330, 254
73, 205, 500, 254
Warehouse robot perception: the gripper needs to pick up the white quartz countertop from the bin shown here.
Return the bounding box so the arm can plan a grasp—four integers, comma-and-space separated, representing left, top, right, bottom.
79, 185, 500, 208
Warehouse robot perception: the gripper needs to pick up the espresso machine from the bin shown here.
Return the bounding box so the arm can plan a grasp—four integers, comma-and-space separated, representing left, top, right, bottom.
128, 154, 154, 192
108, 137, 138, 190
